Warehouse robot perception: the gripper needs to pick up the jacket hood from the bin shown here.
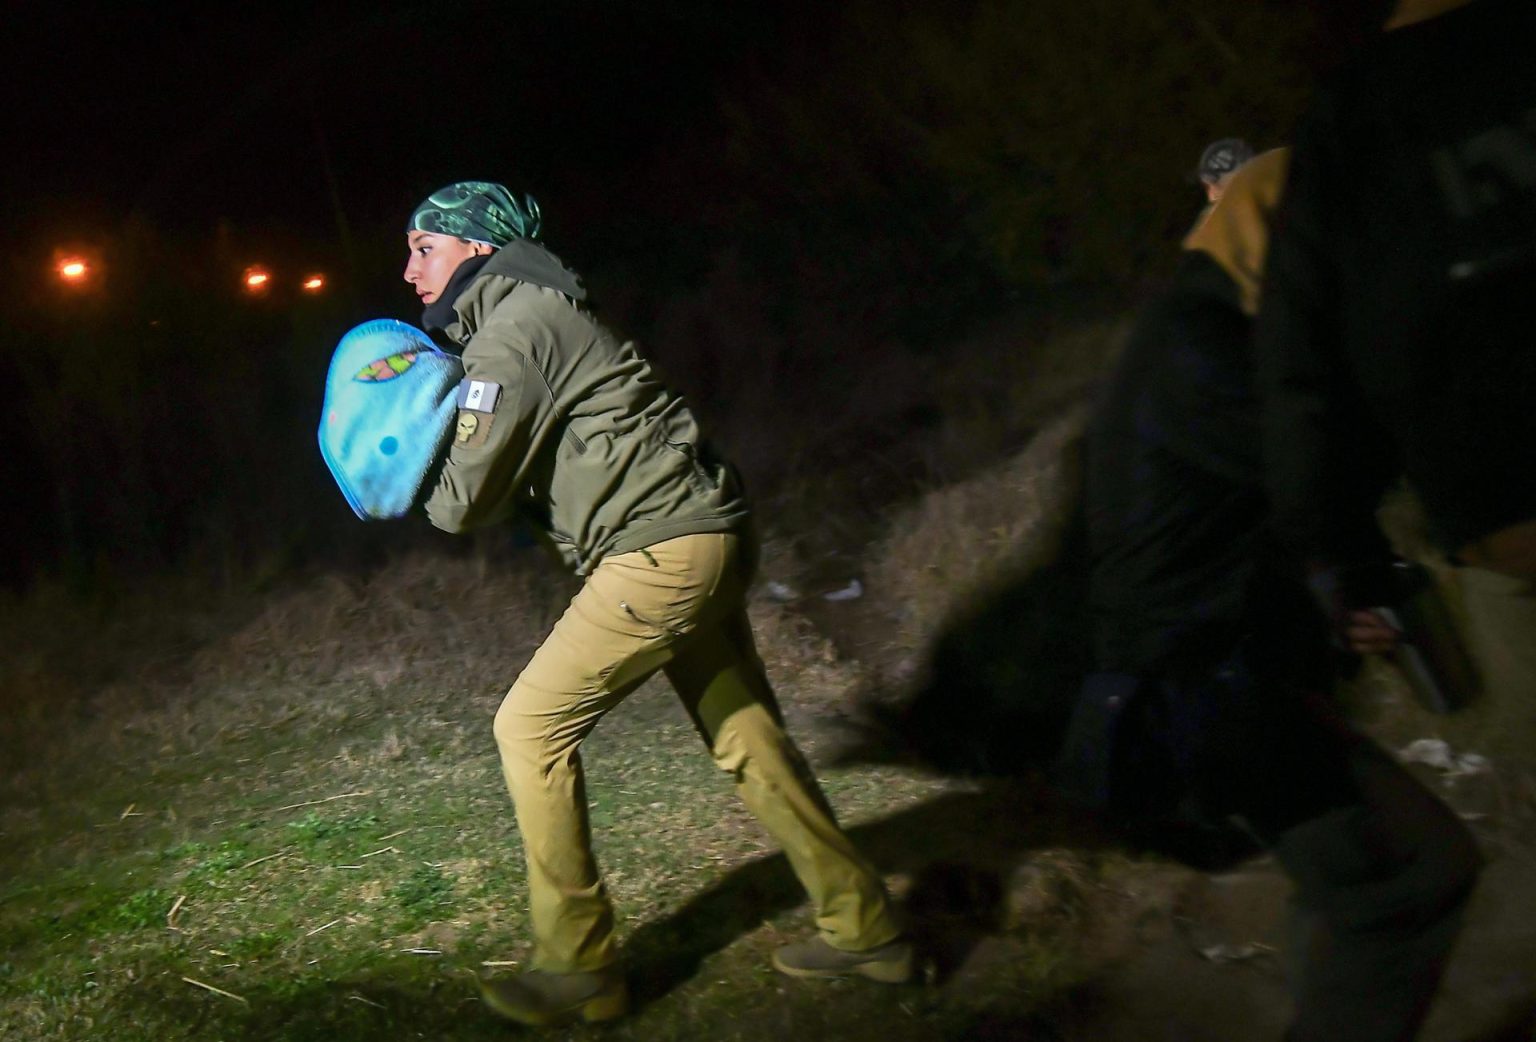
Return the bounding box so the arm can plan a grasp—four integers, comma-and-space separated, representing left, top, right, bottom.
480, 238, 587, 300
1182, 148, 1291, 317
438, 238, 589, 346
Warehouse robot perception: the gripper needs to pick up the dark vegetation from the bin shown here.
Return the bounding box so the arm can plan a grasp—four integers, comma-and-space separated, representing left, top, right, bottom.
4, 0, 1349, 595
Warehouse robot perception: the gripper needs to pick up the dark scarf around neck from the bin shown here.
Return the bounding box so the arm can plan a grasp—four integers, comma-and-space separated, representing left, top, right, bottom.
421, 253, 493, 341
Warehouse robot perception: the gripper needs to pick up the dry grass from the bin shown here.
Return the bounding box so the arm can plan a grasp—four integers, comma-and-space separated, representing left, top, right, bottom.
866, 400, 1089, 658
853, 318, 1125, 663
0, 537, 977, 1042
0, 550, 567, 797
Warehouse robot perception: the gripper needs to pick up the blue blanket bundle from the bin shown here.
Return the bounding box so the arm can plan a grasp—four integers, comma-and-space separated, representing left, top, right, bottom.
318, 319, 463, 519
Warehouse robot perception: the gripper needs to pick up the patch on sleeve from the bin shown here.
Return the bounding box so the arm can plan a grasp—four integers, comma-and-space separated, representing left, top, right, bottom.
453, 409, 494, 449
457, 378, 503, 413
353, 351, 419, 382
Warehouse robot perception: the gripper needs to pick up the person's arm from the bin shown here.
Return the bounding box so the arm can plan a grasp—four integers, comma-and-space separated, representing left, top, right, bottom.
1256, 94, 1412, 659
1255, 94, 1398, 571
423, 328, 558, 534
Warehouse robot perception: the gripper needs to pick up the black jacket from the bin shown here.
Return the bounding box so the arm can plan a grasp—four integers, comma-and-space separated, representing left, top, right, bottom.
1087, 251, 1324, 684
1257, 0, 1536, 560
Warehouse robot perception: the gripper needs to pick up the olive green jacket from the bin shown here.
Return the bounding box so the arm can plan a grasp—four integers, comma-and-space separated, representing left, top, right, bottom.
423, 241, 748, 574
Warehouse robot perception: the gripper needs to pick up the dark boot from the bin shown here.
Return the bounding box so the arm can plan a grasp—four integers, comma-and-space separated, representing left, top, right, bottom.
478, 967, 629, 1026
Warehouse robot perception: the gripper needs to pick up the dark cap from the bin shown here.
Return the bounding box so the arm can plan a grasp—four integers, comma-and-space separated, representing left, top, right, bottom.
1193, 138, 1255, 185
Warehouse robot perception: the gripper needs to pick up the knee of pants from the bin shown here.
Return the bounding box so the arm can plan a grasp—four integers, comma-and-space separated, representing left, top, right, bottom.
493, 690, 554, 778
1418, 815, 1484, 918
707, 703, 795, 780
1279, 804, 1482, 934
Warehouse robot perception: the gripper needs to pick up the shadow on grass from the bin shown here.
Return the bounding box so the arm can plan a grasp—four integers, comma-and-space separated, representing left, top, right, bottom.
108, 963, 504, 1042
622, 781, 1118, 1009
87, 786, 1250, 1041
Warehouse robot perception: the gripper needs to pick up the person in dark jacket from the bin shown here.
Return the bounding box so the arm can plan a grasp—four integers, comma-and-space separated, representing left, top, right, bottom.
1256, 0, 1536, 701
1065, 149, 1481, 1042
403, 182, 910, 1027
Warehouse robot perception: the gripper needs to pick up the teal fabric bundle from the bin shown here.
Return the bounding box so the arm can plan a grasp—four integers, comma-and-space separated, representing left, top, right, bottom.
318, 319, 463, 519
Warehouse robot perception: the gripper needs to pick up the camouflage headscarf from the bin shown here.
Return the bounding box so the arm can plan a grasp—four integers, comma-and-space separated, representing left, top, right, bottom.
407, 182, 541, 247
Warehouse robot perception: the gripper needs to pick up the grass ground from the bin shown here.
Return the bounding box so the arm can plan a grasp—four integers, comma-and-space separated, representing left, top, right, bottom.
5, 319, 1534, 1041
0, 560, 1094, 1042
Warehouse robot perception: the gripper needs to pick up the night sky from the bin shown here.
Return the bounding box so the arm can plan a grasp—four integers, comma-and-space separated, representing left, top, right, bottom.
5, 0, 1372, 295
7, 2, 809, 271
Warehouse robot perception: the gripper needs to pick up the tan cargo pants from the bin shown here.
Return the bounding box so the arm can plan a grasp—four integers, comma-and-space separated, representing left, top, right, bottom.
492, 531, 899, 972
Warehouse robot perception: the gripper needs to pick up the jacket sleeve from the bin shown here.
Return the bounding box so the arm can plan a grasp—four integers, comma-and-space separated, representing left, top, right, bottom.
1255, 95, 1398, 567
423, 329, 557, 534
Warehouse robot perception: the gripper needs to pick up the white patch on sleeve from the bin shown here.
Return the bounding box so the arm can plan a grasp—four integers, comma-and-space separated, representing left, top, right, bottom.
457, 378, 503, 413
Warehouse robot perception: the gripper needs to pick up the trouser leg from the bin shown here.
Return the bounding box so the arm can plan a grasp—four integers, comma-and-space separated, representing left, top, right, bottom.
493, 584, 667, 972
492, 531, 898, 971
491, 534, 730, 971
1274, 739, 1482, 1042
664, 605, 902, 952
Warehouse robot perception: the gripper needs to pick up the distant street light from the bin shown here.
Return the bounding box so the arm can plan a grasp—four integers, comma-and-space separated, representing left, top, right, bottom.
242, 265, 272, 294
301, 273, 326, 293
54, 252, 96, 287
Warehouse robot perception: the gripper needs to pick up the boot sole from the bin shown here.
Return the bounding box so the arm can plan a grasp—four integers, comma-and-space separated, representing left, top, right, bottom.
771, 949, 914, 984
479, 980, 630, 1026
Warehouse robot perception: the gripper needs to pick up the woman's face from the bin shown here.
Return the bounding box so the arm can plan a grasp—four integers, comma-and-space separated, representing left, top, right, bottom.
403, 231, 489, 305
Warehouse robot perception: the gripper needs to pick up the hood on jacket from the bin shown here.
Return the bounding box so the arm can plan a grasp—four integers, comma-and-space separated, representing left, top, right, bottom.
433, 238, 590, 346
479, 239, 587, 301
1181, 148, 1292, 317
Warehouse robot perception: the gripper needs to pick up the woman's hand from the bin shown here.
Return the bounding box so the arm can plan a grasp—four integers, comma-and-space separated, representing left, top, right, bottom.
1343, 608, 1400, 656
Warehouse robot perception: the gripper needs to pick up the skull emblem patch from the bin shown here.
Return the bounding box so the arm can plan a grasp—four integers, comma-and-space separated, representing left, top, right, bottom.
453, 409, 492, 448
455, 412, 479, 443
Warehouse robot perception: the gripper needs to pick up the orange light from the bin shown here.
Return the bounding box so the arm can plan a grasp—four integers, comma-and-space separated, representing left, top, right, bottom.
242, 266, 271, 293
301, 273, 326, 292
52, 247, 101, 290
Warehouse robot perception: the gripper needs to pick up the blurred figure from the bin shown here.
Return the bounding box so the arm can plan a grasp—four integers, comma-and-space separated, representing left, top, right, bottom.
1193, 136, 1256, 206
1257, 0, 1536, 701
835, 135, 1481, 1041
403, 182, 909, 1026
1059, 149, 1481, 1042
